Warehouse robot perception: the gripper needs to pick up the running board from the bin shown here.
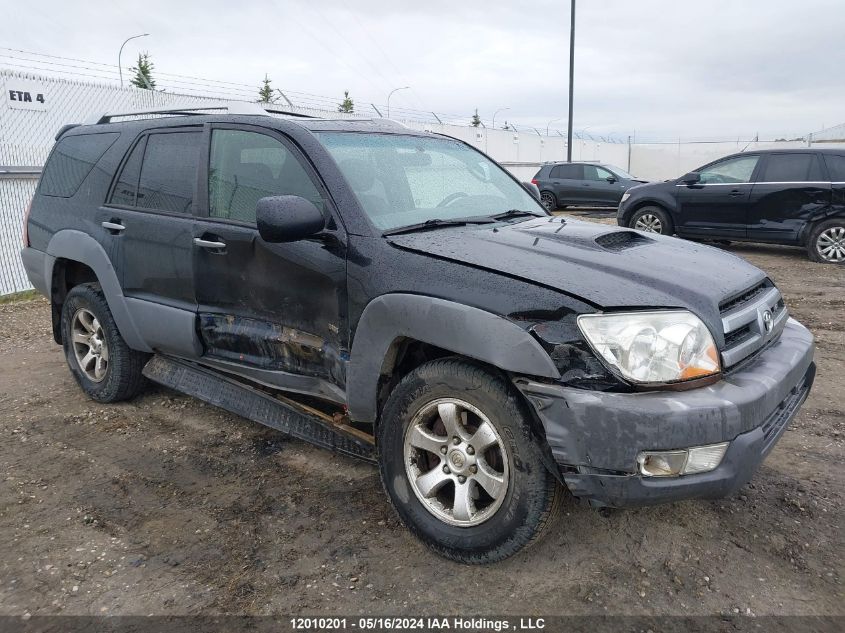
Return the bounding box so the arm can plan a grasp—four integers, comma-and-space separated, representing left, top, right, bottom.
142, 355, 375, 463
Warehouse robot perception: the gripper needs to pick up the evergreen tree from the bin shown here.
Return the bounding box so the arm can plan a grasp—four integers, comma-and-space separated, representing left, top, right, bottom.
338, 90, 354, 114
129, 52, 156, 90
471, 109, 481, 127
258, 75, 275, 103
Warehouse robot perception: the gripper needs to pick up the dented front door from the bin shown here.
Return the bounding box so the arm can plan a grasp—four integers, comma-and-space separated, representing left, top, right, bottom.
192, 123, 348, 397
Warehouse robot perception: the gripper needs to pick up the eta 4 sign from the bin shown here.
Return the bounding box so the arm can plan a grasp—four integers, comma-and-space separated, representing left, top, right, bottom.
6, 80, 48, 111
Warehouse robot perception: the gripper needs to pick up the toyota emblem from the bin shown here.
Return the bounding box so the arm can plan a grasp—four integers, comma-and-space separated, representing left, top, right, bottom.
762, 309, 774, 333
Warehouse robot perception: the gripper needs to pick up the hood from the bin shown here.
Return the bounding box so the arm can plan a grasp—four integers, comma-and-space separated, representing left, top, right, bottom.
387, 217, 766, 342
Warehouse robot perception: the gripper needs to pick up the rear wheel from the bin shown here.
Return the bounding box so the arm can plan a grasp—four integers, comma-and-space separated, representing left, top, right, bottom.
61, 283, 148, 402
378, 359, 561, 563
540, 191, 557, 211
808, 219, 845, 264
629, 206, 674, 235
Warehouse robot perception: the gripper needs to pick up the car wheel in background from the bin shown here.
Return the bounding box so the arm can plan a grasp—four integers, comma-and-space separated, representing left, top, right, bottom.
540, 191, 557, 211
629, 206, 674, 235
378, 359, 562, 563
808, 219, 845, 264
61, 283, 149, 403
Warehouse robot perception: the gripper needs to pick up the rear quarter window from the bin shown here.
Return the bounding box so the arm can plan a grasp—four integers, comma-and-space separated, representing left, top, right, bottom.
39, 133, 119, 197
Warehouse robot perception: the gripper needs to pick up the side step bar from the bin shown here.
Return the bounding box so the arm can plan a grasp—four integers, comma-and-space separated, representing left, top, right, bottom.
142, 355, 375, 463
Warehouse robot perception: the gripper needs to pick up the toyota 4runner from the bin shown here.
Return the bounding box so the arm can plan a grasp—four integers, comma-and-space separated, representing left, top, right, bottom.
21, 103, 816, 563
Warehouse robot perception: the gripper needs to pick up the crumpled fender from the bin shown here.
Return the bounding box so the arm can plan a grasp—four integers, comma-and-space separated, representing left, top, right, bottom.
346, 293, 560, 423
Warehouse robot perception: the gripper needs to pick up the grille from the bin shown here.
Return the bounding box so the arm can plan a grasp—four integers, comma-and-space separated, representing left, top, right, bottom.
594, 231, 652, 252
720, 279, 788, 368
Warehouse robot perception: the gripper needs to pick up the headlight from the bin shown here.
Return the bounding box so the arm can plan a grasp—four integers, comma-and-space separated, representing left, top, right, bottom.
577, 310, 720, 384
620, 192, 631, 203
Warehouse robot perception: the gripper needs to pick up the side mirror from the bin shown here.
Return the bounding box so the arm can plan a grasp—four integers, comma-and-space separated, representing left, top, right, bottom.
256, 195, 325, 243
522, 181, 542, 201
605, 176, 618, 183
680, 172, 701, 184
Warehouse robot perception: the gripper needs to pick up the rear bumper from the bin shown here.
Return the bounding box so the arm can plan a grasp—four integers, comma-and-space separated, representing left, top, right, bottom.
514, 318, 815, 507
20, 246, 51, 296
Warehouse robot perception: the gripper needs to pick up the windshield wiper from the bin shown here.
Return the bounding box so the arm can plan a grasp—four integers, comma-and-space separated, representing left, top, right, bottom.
382, 217, 494, 236
487, 209, 545, 221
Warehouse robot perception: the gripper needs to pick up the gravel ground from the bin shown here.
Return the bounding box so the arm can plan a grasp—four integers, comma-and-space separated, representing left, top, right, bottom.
0, 219, 842, 617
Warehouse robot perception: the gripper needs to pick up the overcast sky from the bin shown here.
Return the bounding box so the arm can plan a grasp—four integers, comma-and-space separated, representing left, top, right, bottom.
2, 0, 843, 140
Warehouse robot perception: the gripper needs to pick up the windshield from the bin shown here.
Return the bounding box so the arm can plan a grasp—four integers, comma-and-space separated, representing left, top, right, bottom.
316, 132, 546, 231
605, 164, 636, 180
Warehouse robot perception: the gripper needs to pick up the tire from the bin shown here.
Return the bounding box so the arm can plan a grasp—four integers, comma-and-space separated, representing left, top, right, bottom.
540, 191, 557, 212
61, 283, 148, 403
377, 359, 562, 563
807, 219, 845, 264
629, 205, 674, 235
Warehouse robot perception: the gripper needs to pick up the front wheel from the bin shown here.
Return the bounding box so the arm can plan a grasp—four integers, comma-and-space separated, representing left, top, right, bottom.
378, 359, 561, 563
807, 219, 845, 264
629, 206, 674, 235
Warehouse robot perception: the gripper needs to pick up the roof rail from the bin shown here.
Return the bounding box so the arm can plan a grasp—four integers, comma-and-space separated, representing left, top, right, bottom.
84, 101, 318, 125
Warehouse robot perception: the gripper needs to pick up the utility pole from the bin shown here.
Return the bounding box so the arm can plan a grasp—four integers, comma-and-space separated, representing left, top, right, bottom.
566, 0, 576, 162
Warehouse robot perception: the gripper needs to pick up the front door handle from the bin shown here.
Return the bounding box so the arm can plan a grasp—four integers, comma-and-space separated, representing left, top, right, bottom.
193, 237, 227, 249
101, 220, 125, 233
728, 189, 744, 197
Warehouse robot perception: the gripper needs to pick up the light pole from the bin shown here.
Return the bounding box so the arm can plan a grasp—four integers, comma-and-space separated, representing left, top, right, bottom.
386, 86, 410, 118
566, 0, 576, 161
546, 117, 562, 136
492, 107, 510, 131
119, 33, 150, 88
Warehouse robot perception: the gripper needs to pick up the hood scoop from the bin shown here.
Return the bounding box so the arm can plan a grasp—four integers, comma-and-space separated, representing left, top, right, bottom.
594, 230, 653, 252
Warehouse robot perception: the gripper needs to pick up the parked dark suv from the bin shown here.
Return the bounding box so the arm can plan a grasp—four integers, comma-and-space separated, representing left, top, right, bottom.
617, 148, 845, 263
532, 161, 647, 210
21, 103, 815, 563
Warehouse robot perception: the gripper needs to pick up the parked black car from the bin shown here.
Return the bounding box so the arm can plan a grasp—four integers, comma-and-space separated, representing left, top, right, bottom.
532, 161, 647, 210
22, 104, 815, 563
617, 148, 845, 263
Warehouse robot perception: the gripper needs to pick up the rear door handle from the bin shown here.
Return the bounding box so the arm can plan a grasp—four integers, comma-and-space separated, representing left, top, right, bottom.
101, 220, 125, 233
729, 189, 744, 197
193, 237, 227, 250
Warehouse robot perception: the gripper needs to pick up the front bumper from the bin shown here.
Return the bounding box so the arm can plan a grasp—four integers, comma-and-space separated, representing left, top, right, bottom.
514, 318, 815, 507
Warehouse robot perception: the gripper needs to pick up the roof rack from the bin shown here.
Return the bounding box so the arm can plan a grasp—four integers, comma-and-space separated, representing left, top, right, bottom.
84, 101, 318, 125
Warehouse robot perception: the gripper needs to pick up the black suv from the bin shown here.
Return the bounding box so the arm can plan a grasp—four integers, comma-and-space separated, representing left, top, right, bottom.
617, 148, 845, 263
532, 161, 647, 210
21, 104, 815, 563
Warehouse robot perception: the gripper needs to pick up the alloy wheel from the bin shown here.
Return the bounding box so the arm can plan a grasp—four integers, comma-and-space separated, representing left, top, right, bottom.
816, 226, 845, 262
71, 308, 109, 382
634, 213, 663, 233
540, 192, 555, 211
404, 398, 510, 527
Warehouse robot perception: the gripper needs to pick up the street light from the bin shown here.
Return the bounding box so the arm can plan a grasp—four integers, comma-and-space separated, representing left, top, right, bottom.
119, 33, 150, 88
566, 0, 576, 161
492, 107, 510, 130
386, 86, 410, 118
546, 117, 562, 136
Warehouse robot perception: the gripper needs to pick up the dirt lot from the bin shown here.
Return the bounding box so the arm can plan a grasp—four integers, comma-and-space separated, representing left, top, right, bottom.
0, 217, 842, 618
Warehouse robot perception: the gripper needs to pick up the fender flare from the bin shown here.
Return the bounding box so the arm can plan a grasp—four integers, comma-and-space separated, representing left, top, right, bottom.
45, 230, 151, 352
346, 294, 560, 423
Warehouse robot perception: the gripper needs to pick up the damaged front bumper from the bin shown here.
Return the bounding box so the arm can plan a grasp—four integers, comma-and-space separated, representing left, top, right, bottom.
514, 317, 815, 507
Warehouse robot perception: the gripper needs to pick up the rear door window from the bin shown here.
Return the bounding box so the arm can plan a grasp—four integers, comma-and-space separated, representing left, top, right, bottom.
553, 164, 583, 179
108, 138, 146, 207
823, 154, 845, 181
135, 131, 202, 214
760, 154, 823, 182
40, 133, 119, 197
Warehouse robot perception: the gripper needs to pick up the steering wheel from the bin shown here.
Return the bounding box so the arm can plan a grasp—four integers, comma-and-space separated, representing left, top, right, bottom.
436, 192, 469, 208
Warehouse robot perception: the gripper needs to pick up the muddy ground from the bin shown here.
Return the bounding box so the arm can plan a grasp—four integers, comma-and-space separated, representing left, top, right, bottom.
0, 216, 842, 617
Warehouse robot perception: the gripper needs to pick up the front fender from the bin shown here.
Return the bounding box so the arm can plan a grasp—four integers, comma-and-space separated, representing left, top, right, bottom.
346, 294, 560, 423
46, 230, 150, 352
